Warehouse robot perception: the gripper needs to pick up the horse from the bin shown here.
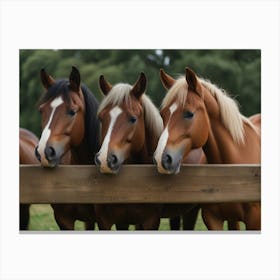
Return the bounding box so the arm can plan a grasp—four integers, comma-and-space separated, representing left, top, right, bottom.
156, 72, 208, 230
95, 73, 201, 230
35, 66, 100, 230
160, 142, 205, 230
94, 72, 164, 230
154, 68, 261, 230
19, 128, 39, 230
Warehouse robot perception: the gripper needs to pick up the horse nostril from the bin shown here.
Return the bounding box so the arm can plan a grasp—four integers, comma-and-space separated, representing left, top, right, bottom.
162, 153, 172, 170
35, 146, 41, 162
94, 153, 101, 166
111, 154, 118, 165
45, 146, 56, 161
107, 154, 119, 170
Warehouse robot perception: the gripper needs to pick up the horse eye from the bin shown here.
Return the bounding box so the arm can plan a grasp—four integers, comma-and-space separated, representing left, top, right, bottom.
183, 111, 194, 119
129, 116, 137, 124
67, 109, 76, 117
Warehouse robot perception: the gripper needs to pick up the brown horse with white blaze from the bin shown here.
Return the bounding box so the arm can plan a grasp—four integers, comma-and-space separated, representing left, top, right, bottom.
94, 72, 163, 230
154, 68, 261, 230
35, 66, 100, 230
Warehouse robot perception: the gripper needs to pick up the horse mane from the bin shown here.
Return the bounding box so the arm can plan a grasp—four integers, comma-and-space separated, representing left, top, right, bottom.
142, 94, 163, 139
98, 83, 163, 139
199, 78, 254, 144
38, 79, 100, 163
98, 83, 132, 114
38, 79, 71, 105
161, 77, 188, 110
81, 84, 100, 163
161, 76, 255, 145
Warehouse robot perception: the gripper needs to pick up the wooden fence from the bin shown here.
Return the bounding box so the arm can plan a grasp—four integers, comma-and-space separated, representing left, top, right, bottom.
20, 164, 261, 204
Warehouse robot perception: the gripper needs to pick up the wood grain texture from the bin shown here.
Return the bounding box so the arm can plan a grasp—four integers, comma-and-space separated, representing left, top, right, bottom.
20, 164, 261, 203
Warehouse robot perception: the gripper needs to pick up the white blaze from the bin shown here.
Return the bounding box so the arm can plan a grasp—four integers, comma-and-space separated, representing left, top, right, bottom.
98, 106, 122, 170
154, 103, 178, 171
37, 96, 64, 162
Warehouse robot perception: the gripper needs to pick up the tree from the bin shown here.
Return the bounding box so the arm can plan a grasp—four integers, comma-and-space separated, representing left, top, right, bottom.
20, 49, 261, 136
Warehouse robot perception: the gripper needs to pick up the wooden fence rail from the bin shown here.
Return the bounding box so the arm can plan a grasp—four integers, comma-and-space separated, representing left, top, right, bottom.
20, 164, 261, 204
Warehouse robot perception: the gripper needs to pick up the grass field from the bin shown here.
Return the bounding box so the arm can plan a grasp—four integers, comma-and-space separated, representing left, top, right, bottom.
28, 204, 245, 231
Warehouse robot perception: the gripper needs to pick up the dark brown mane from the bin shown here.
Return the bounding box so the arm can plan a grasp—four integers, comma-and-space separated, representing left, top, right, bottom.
38, 79, 71, 106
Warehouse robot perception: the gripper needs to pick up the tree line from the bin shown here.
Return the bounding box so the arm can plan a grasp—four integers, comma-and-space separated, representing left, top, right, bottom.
20, 49, 261, 136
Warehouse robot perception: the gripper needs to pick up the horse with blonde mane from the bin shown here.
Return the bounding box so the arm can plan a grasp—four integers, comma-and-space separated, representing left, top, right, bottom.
94, 73, 163, 229
154, 68, 261, 230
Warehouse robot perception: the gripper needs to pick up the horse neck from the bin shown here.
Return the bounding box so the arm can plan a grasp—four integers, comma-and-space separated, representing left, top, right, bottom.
144, 124, 160, 162
70, 137, 92, 164
70, 88, 100, 165
202, 91, 260, 164
128, 121, 158, 164
202, 91, 239, 164
127, 127, 149, 164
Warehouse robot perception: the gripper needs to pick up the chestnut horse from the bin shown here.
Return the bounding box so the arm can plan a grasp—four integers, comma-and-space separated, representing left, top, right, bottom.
154, 68, 261, 230
94, 72, 163, 230
19, 128, 39, 230
95, 73, 201, 230
35, 66, 100, 230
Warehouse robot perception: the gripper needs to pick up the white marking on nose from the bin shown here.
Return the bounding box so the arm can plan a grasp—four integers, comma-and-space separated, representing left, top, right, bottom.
98, 106, 122, 171
154, 103, 178, 172
37, 96, 64, 163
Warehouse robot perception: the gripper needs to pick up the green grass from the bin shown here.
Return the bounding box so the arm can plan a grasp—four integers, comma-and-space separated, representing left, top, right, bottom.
28, 204, 245, 231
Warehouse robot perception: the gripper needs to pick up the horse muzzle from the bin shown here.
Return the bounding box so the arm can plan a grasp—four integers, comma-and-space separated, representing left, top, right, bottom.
95, 152, 123, 174
35, 144, 63, 168
161, 150, 182, 174
153, 148, 183, 175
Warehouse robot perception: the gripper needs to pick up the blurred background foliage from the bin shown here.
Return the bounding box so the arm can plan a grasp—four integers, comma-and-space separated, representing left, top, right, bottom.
20, 49, 260, 136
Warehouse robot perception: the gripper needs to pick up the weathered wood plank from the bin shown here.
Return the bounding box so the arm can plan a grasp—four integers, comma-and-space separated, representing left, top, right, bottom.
20, 164, 261, 204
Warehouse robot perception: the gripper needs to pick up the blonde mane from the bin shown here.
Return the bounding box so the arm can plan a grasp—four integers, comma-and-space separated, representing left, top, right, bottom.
161, 77, 187, 109
162, 76, 255, 145
98, 83, 163, 138
98, 83, 132, 114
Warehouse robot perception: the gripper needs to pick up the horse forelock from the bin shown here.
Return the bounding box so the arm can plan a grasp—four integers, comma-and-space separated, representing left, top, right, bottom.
98, 83, 163, 138
98, 83, 133, 114
161, 77, 188, 110
38, 79, 71, 106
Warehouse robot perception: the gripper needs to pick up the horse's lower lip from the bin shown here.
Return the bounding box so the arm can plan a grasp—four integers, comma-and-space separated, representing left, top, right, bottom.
42, 163, 57, 168
109, 165, 121, 174
169, 161, 181, 174
174, 164, 181, 174
42, 159, 59, 168
159, 162, 181, 175
100, 167, 120, 174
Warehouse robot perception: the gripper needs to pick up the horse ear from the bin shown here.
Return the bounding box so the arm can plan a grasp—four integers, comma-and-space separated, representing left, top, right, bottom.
160, 68, 175, 90
131, 72, 146, 99
185, 68, 203, 96
40, 68, 56, 89
99, 75, 112, 96
69, 66, 81, 92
